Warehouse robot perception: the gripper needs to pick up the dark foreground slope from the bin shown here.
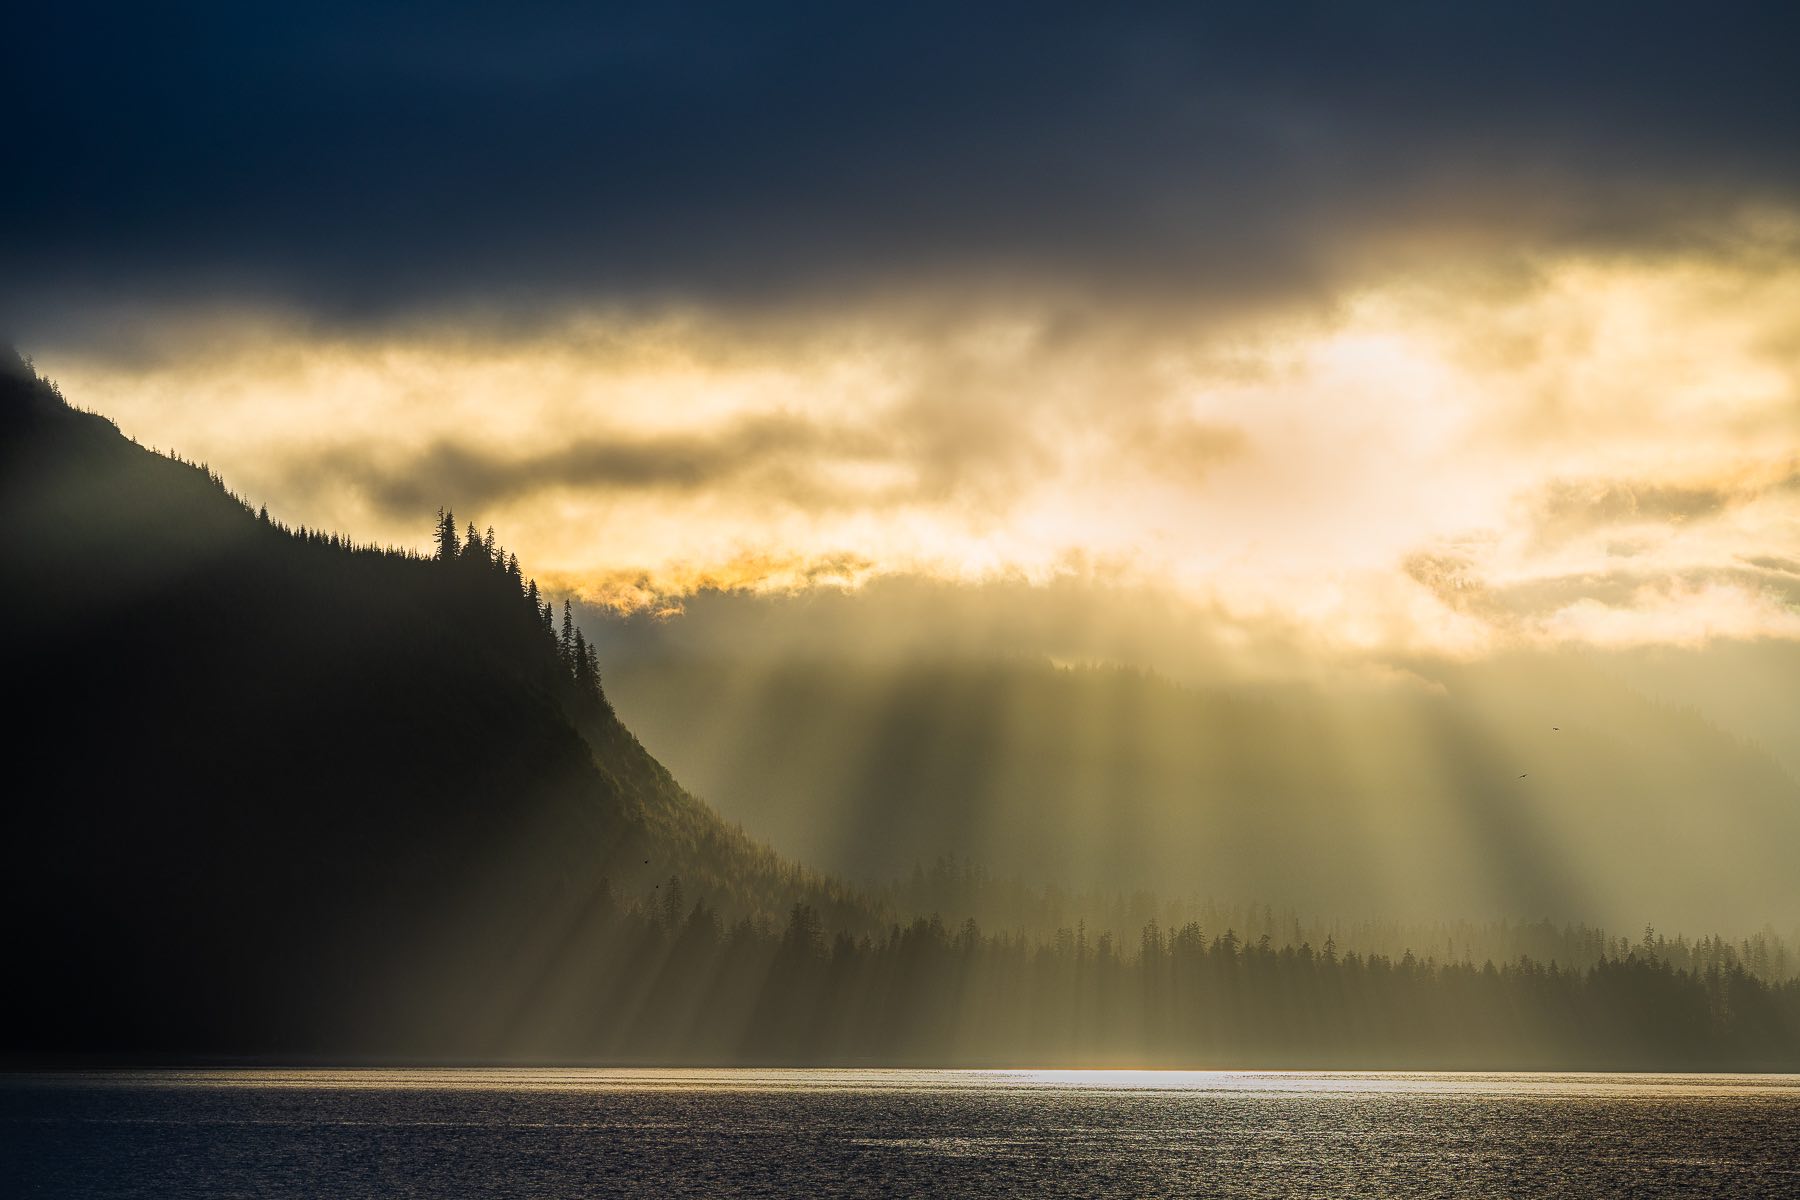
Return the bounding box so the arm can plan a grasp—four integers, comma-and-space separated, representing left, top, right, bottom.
0, 354, 853, 1059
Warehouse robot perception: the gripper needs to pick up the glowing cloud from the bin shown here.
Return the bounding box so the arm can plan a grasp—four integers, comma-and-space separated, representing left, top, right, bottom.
33, 232, 1800, 659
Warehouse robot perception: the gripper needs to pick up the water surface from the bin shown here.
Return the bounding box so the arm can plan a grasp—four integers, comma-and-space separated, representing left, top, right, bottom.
6, 1068, 1798, 1197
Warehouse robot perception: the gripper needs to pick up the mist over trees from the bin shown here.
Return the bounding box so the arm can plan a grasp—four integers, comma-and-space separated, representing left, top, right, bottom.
881, 856, 1799, 985
511, 882, 1800, 1071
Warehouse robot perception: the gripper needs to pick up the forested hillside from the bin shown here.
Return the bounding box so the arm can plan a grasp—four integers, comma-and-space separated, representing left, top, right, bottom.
0, 350, 855, 1057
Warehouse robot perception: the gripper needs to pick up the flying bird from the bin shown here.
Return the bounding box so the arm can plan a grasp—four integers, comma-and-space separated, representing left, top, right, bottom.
1518, 773, 1529, 778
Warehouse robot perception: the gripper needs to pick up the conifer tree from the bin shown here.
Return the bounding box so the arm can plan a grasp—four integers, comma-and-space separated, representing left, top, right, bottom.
435, 508, 460, 560
573, 629, 592, 692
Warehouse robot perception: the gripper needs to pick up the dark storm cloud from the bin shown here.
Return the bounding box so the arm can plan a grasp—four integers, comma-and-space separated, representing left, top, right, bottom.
284, 391, 1248, 517
294, 414, 901, 514
6, 1, 1800, 335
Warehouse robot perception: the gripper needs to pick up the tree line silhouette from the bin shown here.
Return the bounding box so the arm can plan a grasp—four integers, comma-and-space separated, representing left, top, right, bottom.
884, 856, 1800, 985
429, 507, 606, 706
226, 495, 610, 710
531, 882, 1800, 1070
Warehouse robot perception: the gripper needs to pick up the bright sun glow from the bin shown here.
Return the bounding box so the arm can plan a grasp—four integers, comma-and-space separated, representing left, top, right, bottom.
37, 242, 1800, 660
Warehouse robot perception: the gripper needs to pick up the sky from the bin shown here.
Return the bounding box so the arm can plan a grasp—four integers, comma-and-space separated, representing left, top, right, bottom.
9, 2, 1800, 668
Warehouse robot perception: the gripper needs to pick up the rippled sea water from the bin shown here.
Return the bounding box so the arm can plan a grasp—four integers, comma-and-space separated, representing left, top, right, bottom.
6, 1069, 1799, 1197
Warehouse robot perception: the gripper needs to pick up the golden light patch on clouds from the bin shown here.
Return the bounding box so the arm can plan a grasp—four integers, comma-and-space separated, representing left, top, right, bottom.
36, 234, 1800, 659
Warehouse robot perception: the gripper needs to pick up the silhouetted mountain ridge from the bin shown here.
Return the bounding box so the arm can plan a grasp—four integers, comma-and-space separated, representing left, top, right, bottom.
0, 351, 854, 1057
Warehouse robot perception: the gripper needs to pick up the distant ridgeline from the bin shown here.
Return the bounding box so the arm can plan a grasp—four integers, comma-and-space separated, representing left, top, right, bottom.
2, 347, 1799, 1068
